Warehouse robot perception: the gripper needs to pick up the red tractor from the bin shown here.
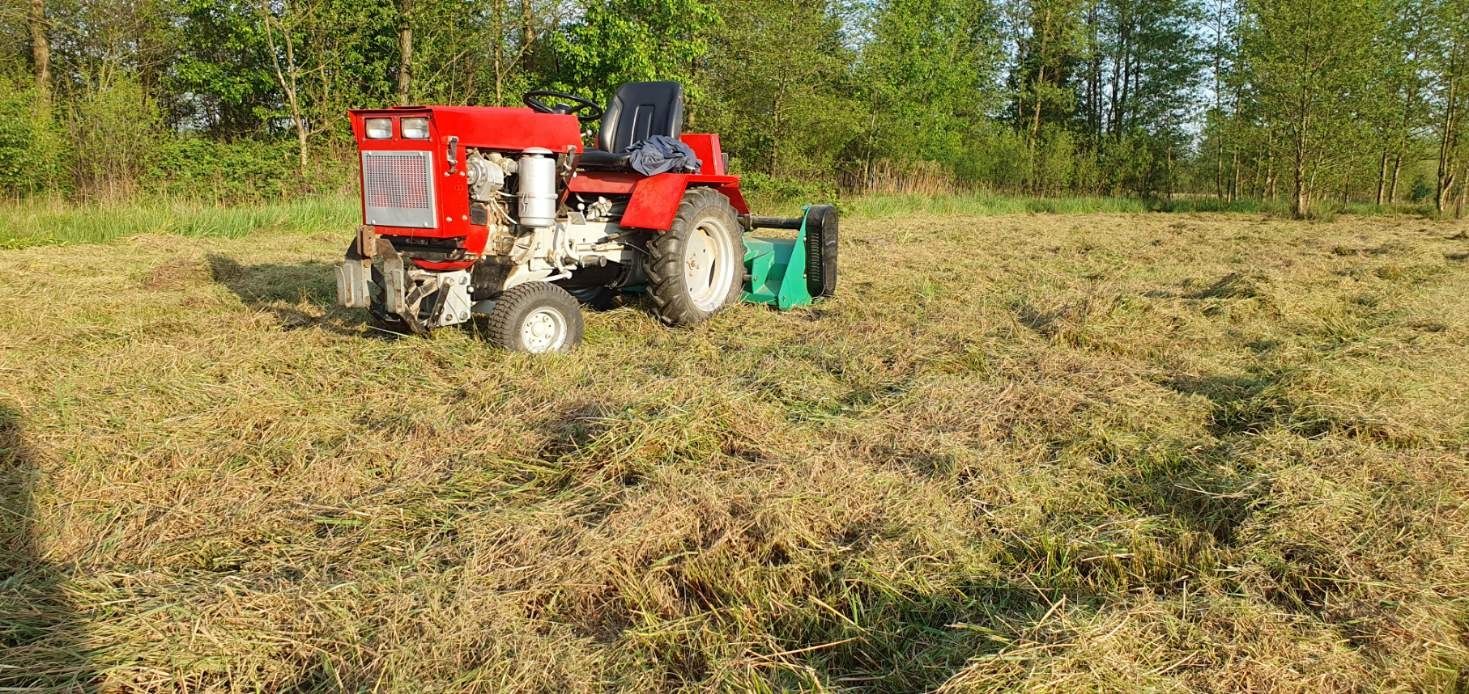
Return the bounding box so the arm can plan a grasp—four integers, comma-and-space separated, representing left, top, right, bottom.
335, 81, 838, 352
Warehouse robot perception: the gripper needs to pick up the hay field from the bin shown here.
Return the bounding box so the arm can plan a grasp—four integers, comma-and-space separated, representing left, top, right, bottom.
1, 209, 1466, 691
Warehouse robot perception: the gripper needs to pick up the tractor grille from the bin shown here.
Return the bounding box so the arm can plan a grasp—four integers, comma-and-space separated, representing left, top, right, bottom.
362, 151, 436, 228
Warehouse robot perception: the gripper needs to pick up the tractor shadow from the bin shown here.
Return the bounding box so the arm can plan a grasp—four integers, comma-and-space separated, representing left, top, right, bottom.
206, 254, 651, 340
206, 254, 389, 338
0, 405, 99, 689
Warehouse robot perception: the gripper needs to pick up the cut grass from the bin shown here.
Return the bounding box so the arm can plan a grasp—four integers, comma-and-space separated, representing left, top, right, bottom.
0, 209, 1466, 691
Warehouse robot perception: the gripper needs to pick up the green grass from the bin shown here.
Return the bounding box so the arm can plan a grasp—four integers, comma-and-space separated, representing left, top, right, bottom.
1, 207, 1467, 690
842, 193, 1154, 217
0, 193, 1441, 250
0, 195, 358, 249
842, 193, 1439, 219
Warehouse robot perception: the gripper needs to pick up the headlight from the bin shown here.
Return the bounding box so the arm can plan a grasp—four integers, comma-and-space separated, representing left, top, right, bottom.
364, 118, 392, 139
400, 117, 430, 139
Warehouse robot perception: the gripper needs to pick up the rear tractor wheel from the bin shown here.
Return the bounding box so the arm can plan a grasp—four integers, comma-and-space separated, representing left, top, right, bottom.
485, 282, 584, 353
647, 188, 746, 326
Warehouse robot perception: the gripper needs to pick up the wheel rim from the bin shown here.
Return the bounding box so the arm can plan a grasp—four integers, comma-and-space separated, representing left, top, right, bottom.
520, 307, 568, 353
684, 219, 736, 312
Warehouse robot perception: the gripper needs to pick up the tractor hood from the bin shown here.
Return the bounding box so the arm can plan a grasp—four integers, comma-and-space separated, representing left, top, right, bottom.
347, 106, 583, 153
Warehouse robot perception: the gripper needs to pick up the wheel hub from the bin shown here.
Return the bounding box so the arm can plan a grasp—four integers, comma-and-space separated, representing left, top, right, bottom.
684, 222, 735, 312
520, 307, 567, 353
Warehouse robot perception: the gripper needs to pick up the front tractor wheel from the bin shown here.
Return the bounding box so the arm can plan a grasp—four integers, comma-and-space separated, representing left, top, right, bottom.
485, 282, 584, 353
647, 188, 746, 326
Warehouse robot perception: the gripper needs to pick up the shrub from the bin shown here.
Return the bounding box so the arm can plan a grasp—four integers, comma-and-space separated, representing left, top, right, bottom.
1033, 127, 1078, 195
68, 76, 163, 201
738, 170, 837, 207
0, 77, 64, 197
146, 138, 300, 203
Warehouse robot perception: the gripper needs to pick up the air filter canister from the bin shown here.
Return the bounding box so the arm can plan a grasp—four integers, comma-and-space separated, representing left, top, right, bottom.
517, 148, 558, 228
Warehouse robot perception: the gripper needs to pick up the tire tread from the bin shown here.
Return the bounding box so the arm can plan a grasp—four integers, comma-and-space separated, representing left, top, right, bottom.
485, 282, 584, 352
647, 188, 745, 326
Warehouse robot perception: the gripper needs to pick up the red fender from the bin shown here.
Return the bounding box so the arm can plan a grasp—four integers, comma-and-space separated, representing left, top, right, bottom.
564, 133, 749, 231
567, 173, 749, 231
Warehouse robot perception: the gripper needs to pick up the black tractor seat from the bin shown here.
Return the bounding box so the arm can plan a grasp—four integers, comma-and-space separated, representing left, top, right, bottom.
577, 81, 685, 172
576, 149, 634, 170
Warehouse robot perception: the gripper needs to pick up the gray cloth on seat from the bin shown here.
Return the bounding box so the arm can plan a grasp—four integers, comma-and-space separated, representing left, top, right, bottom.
625, 135, 702, 176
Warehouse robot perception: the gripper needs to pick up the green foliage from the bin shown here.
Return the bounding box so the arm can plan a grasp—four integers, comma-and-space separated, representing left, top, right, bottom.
67, 76, 164, 201
402, 0, 534, 105
1032, 125, 1079, 194
549, 0, 716, 103
0, 0, 1461, 212
701, 0, 859, 182
146, 138, 299, 202
963, 124, 1031, 189
0, 79, 63, 197
737, 171, 839, 210
1237, 0, 1380, 210
255, 0, 400, 129
167, 0, 280, 136
857, 0, 1005, 176
1009, 0, 1089, 130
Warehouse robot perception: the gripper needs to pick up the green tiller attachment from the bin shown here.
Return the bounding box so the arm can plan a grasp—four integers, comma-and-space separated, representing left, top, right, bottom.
742, 205, 837, 310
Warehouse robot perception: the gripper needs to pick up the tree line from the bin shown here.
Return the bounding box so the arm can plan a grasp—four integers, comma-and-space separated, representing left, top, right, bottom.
1, 0, 1467, 217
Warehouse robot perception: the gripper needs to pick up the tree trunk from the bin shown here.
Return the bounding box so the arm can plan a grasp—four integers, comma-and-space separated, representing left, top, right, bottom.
1293, 131, 1308, 218
1389, 62, 1418, 207
1389, 151, 1403, 203
1230, 148, 1240, 203
1210, 3, 1226, 200
1439, 50, 1460, 215
1085, 3, 1101, 146
770, 86, 784, 179
1253, 160, 1264, 199
1457, 162, 1467, 218
1028, 5, 1052, 194
397, 0, 413, 105
29, 0, 49, 106
491, 0, 505, 103
1375, 151, 1388, 205
520, 0, 535, 70
1215, 137, 1225, 200
1439, 148, 1457, 215
1029, 66, 1045, 147
1293, 81, 1311, 218
1029, 64, 1046, 194
261, 6, 308, 177
1166, 141, 1175, 201
864, 111, 879, 194
295, 120, 309, 177
1264, 131, 1278, 200
1110, 19, 1134, 141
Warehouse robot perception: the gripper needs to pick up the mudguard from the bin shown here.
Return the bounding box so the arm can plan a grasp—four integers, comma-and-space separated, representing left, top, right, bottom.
567, 171, 749, 231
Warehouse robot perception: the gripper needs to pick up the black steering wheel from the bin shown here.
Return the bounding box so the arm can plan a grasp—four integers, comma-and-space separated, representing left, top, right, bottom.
522, 90, 604, 122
